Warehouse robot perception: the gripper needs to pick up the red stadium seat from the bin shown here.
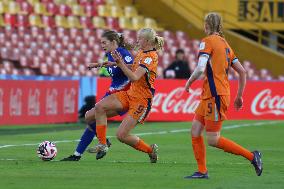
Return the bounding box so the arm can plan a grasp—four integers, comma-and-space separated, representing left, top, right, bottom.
42, 15, 56, 27
80, 16, 93, 28
17, 14, 30, 27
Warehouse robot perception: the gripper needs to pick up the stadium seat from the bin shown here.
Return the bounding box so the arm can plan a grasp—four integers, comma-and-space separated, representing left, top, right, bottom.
105, 17, 119, 30
97, 5, 110, 17
45, 2, 58, 15
109, 5, 123, 18
67, 16, 82, 29
29, 14, 44, 27
124, 6, 138, 18
28, 0, 40, 6
72, 4, 85, 16
55, 15, 68, 28
42, 15, 56, 27
19, 1, 34, 15
80, 16, 93, 28
92, 16, 107, 29
118, 17, 132, 30
17, 14, 30, 27
58, 4, 72, 16
84, 4, 98, 17
132, 16, 144, 30
0, 2, 6, 14
0, 15, 5, 27
7, 1, 21, 14
34, 2, 49, 15
4, 13, 17, 27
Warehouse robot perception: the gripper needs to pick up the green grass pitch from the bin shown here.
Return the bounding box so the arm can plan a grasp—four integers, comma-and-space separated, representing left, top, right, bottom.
0, 120, 283, 189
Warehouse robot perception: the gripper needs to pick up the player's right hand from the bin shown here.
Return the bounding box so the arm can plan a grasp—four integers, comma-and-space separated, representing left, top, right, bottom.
87, 63, 100, 70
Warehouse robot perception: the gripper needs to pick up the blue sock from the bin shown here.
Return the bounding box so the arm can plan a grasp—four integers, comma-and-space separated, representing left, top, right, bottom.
75, 126, 96, 155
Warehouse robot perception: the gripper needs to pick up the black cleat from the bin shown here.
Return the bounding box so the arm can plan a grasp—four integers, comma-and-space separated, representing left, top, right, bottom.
60, 155, 81, 161
184, 171, 209, 179
251, 151, 263, 176
87, 138, 112, 153
95, 144, 108, 160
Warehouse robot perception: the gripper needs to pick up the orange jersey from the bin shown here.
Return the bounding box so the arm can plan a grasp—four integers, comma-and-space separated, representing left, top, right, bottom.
199, 34, 238, 99
127, 49, 158, 98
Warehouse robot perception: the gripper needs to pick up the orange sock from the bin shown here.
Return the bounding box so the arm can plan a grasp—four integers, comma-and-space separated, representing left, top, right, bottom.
216, 136, 254, 161
192, 136, 207, 174
96, 125, 107, 145
133, 139, 152, 154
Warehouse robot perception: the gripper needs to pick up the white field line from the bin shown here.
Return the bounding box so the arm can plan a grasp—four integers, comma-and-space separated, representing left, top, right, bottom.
0, 121, 282, 150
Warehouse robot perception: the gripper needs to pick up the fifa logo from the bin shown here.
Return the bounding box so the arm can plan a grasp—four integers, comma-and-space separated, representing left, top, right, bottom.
28, 89, 40, 116
63, 88, 76, 114
0, 89, 3, 116
46, 89, 58, 115
9, 88, 22, 116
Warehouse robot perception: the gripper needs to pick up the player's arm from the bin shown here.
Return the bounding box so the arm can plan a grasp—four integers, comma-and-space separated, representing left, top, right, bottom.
232, 60, 247, 110
111, 50, 145, 81
185, 54, 208, 92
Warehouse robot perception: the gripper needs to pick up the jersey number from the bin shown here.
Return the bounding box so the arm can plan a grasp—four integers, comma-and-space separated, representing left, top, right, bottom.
134, 105, 144, 115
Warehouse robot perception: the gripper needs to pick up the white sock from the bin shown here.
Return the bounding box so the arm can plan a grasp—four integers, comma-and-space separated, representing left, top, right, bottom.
74, 151, 81, 156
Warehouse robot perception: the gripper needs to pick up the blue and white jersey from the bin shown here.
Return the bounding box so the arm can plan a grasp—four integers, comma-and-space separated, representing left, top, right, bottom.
105, 47, 133, 93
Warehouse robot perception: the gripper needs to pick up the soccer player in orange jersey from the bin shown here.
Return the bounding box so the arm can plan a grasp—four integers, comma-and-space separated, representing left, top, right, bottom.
184, 13, 263, 179
94, 28, 164, 162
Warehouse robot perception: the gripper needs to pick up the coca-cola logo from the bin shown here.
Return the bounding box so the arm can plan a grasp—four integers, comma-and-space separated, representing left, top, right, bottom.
151, 87, 202, 114
28, 89, 40, 116
251, 89, 284, 116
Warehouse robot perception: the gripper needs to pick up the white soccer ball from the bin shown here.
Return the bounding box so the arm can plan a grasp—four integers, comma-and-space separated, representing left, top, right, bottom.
37, 141, 57, 161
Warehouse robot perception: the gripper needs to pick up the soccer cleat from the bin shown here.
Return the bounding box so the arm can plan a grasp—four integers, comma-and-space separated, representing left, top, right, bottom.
251, 151, 263, 176
60, 155, 81, 161
184, 172, 209, 179
87, 138, 112, 153
96, 143, 109, 160
148, 144, 158, 163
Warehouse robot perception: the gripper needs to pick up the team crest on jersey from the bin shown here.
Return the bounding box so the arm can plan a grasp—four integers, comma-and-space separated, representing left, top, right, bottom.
124, 56, 132, 63
199, 42, 205, 50
144, 57, 152, 64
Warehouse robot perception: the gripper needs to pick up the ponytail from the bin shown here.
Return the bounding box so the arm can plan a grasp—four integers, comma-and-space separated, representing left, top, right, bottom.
154, 36, 164, 51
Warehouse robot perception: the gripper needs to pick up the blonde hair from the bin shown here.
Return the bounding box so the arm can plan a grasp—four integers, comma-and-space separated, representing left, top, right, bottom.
138, 28, 164, 51
204, 12, 224, 37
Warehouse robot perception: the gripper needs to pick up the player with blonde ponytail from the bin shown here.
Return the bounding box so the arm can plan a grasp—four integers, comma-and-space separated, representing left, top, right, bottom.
94, 28, 163, 162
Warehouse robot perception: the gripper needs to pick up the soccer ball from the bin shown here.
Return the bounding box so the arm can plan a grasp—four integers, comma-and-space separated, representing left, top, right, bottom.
37, 141, 57, 161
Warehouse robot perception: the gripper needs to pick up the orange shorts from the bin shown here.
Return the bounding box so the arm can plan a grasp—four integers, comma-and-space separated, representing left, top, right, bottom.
194, 95, 230, 132
114, 91, 152, 124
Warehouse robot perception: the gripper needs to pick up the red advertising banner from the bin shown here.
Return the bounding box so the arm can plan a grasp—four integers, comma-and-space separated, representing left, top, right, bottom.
97, 78, 284, 121
0, 80, 79, 125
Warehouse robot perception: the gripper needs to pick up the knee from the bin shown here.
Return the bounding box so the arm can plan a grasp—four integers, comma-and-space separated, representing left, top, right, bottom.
94, 102, 105, 114
206, 134, 220, 147
85, 109, 95, 123
116, 130, 126, 143
191, 121, 204, 137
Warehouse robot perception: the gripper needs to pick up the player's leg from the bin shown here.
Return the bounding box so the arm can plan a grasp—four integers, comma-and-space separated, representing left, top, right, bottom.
95, 93, 126, 160
184, 114, 208, 179
205, 95, 262, 176
116, 114, 158, 163
61, 108, 118, 161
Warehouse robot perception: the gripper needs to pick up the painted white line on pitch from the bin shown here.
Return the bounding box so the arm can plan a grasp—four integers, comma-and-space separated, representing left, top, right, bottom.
0, 121, 282, 149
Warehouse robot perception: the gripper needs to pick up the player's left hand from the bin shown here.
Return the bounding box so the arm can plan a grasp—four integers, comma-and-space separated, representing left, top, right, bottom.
110, 50, 123, 65
234, 96, 243, 111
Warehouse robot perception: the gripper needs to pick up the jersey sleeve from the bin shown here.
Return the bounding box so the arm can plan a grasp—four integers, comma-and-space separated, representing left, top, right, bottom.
198, 38, 213, 57
118, 48, 133, 65
139, 54, 157, 73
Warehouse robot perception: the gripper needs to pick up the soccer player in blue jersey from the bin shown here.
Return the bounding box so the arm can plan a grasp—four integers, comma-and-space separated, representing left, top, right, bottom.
61, 30, 133, 161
